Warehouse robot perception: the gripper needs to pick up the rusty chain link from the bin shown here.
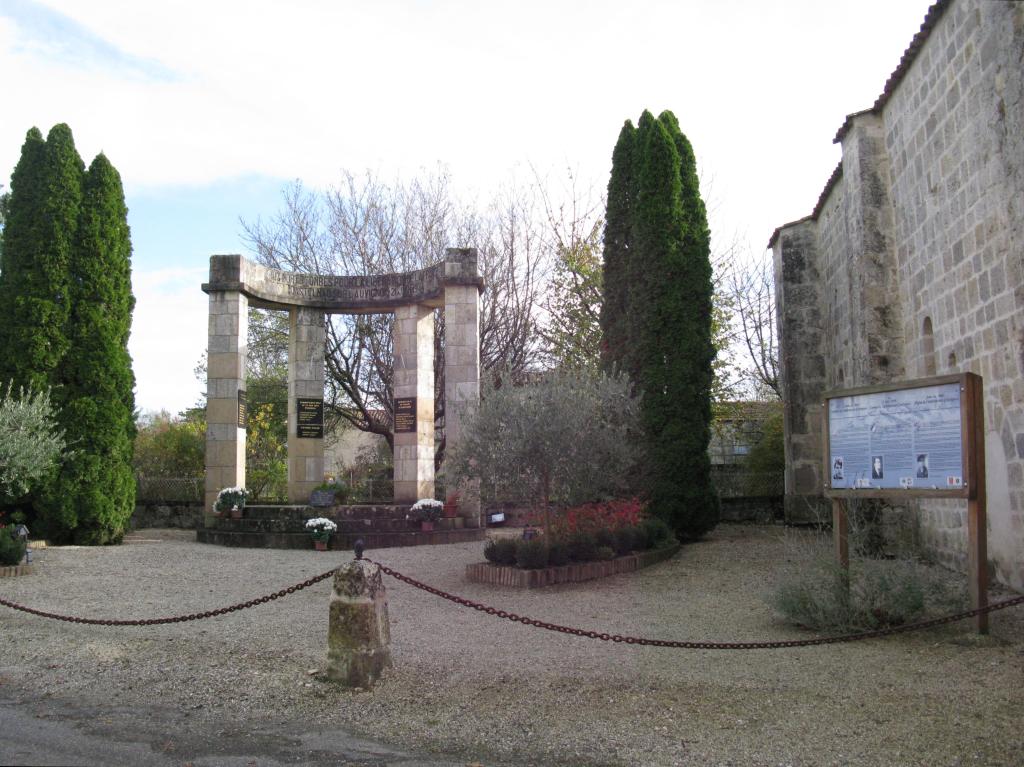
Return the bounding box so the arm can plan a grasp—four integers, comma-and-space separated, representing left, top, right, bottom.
368, 558, 1024, 650
4, 554, 1023, 648
0, 566, 337, 626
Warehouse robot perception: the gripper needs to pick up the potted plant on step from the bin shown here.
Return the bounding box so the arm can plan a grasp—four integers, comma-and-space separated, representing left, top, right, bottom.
409, 499, 443, 531
305, 517, 337, 550
443, 491, 460, 519
310, 480, 349, 508
215, 486, 248, 519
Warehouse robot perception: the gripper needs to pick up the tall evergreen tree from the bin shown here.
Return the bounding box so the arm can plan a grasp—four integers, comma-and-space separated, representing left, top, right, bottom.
602, 110, 719, 539
44, 154, 136, 543
0, 126, 83, 393
600, 121, 636, 373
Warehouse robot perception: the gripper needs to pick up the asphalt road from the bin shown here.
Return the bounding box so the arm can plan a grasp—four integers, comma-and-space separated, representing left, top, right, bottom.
0, 693, 467, 767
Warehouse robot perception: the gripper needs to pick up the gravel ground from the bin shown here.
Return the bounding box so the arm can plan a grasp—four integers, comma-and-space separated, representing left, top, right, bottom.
1, 524, 1023, 766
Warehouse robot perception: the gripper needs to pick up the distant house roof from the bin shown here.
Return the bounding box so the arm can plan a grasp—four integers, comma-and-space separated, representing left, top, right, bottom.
768, 0, 953, 248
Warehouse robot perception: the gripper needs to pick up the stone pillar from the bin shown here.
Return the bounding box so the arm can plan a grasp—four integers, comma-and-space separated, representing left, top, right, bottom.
393, 304, 435, 503
326, 560, 391, 688
771, 222, 828, 525
444, 282, 481, 526
287, 307, 326, 504
205, 291, 248, 518
837, 112, 904, 385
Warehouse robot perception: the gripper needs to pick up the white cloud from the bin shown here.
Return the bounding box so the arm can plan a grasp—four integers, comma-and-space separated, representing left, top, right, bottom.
129, 267, 208, 415
3, 0, 937, 411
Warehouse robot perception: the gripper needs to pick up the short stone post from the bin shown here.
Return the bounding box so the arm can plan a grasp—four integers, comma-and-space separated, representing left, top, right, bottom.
327, 560, 391, 688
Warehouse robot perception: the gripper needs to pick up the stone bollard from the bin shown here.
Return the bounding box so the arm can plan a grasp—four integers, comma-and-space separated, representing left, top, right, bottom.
326, 559, 391, 688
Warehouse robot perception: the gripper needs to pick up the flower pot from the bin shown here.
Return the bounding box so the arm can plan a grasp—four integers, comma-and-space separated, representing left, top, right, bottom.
443, 502, 457, 519
420, 520, 434, 532
230, 507, 243, 520
314, 540, 328, 551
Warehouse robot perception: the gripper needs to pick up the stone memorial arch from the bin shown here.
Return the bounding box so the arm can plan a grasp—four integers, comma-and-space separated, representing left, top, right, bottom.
201, 248, 482, 520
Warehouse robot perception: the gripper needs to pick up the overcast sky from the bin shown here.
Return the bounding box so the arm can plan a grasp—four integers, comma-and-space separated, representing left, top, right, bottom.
1, 0, 933, 414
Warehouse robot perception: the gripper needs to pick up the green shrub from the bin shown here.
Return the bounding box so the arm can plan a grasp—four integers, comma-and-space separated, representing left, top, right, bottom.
612, 526, 637, 556
515, 539, 550, 569
637, 517, 673, 549
483, 539, 499, 564
596, 545, 616, 561
0, 527, 26, 566
566, 531, 598, 562
595, 528, 616, 550
770, 536, 968, 633
484, 537, 517, 566
548, 541, 570, 566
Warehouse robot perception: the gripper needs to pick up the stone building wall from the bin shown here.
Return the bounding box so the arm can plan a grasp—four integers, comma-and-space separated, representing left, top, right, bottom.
770, 0, 1024, 589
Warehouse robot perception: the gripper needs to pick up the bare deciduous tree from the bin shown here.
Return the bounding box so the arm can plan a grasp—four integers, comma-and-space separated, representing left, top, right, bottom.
242, 170, 549, 463
727, 252, 780, 399
536, 169, 605, 369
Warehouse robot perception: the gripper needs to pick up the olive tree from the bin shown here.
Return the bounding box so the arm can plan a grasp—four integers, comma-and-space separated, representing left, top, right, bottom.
444, 368, 640, 533
0, 385, 66, 501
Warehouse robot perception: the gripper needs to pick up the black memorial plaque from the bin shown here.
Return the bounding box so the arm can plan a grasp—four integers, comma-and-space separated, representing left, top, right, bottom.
236, 389, 247, 429
394, 397, 416, 434
296, 397, 324, 439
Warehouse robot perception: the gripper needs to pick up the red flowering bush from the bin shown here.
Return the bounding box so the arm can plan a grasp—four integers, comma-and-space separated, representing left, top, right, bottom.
491, 498, 673, 569
547, 497, 645, 539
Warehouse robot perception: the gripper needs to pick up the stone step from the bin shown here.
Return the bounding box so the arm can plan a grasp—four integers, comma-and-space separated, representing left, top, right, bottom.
196, 527, 485, 551
211, 517, 465, 534
241, 504, 415, 522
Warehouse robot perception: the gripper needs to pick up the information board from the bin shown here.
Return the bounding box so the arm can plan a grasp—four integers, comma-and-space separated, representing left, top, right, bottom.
822, 372, 987, 633
394, 397, 416, 434
823, 375, 975, 498
296, 397, 324, 439
236, 389, 247, 429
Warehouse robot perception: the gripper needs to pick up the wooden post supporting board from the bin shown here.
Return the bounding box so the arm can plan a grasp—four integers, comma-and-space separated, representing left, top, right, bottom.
832, 498, 849, 572
966, 374, 988, 634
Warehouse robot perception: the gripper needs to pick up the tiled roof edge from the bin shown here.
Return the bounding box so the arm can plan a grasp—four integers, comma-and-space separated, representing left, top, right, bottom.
770, 0, 953, 248
833, 0, 954, 144
767, 162, 843, 248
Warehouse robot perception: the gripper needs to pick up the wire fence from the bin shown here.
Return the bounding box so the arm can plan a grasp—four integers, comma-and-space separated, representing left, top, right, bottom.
135, 476, 203, 503
712, 470, 784, 499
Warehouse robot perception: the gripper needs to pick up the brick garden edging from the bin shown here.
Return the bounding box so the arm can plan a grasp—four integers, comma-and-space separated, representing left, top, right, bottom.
465, 543, 681, 588
0, 564, 33, 578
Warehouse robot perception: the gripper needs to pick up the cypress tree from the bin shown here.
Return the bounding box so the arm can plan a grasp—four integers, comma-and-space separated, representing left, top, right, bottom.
0, 126, 82, 393
600, 121, 636, 374
602, 110, 719, 539
45, 154, 136, 544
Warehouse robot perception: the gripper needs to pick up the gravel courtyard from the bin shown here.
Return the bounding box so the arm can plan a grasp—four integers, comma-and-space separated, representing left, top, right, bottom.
1, 524, 1022, 766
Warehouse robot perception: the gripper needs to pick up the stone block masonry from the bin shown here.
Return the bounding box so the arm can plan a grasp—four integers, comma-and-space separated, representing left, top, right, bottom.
203, 248, 483, 511
392, 304, 434, 503
204, 290, 247, 517
287, 306, 325, 504
444, 282, 481, 526
770, 0, 1024, 589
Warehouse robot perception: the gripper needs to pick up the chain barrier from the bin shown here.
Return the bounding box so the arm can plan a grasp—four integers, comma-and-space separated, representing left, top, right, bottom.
0, 566, 338, 626
4, 552, 1024, 647
368, 558, 1024, 650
